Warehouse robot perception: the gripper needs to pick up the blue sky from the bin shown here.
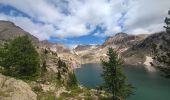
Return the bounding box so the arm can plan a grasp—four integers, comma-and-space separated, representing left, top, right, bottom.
49, 24, 107, 47
0, 0, 169, 48
0, 3, 109, 47
0, 4, 108, 47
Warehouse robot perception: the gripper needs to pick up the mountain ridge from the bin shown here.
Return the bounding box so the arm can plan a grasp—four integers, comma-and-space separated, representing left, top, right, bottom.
0, 20, 168, 66
0, 20, 71, 53
0, 20, 39, 44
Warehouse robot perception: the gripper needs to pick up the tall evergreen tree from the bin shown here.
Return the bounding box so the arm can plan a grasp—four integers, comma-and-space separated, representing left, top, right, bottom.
164, 10, 170, 33
0, 35, 40, 80
101, 47, 134, 100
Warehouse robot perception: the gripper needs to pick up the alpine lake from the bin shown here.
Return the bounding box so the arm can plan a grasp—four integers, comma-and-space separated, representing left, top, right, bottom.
74, 63, 170, 100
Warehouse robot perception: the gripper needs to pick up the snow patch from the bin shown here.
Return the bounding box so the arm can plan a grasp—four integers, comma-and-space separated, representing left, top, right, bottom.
144, 56, 156, 72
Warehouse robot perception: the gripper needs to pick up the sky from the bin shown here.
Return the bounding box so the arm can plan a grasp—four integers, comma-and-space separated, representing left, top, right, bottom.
0, 0, 169, 48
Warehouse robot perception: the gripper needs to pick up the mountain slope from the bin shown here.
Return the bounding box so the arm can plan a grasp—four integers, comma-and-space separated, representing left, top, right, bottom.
0, 20, 39, 44
0, 20, 71, 53
122, 31, 170, 65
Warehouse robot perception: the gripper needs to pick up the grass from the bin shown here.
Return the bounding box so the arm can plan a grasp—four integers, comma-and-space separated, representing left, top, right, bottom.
57, 86, 112, 100
37, 91, 56, 100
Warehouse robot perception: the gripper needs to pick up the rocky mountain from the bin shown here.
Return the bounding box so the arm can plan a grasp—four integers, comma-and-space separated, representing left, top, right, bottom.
1, 20, 153, 66
129, 31, 166, 54
0, 20, 39, 44
102, 32, 148, 49
72, 31, 170, 66
39, 40, 70, 53
0, 20, 71, 53
73, 32, 149, 64
101, 31, 170, 66
72, 44, 101, 64
102, 32, 128, 46
150, 32, 170, 76
123, 31, 170, 65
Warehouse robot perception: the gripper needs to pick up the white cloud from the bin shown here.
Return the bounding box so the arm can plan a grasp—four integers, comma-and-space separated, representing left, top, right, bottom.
0, 13, 55, 40
0, 0, 64, 23
0, 0, 170, 40
124, 0, 170, 34
131, 28, 150, 35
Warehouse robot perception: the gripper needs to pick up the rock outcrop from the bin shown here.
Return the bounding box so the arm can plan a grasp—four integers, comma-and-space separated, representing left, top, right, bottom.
74, 44, 99, 51
0, 74, 37, 100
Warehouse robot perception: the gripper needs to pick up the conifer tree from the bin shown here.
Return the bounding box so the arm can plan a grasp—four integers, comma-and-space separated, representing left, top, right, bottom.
164, 10, 170, 33
0, 35, 40, 80
101, 47, 134, 100
67, 72, 78, 88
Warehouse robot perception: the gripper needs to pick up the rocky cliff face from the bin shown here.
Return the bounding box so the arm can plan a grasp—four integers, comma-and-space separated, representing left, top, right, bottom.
140, 32, 170, 72
121, 31, 170, 65
130, 31, 166, 54
0, 74, 37, 100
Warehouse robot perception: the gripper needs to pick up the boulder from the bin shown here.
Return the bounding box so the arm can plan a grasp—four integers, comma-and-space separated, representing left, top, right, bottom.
0, 74, 37, 100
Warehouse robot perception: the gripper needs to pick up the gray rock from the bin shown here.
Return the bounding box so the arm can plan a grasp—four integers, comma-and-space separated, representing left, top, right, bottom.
0, 74, 37, 100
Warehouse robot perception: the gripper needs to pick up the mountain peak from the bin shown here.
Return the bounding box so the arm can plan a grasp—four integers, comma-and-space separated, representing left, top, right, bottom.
102, 32, 148, 47
0, 20, 39, 44
115, 32, 128, 37
0, 20, 15, 26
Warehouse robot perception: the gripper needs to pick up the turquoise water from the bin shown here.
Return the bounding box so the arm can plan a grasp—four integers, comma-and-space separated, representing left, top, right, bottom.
74, 63, 170, 100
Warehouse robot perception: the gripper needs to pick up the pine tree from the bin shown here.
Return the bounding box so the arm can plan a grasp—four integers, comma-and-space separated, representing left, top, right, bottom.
57, 71, 61, 80
67, 72, 78, 88
0, 35, 40, 80
164, 10, 170, 33
58, 58, 67, 68
101, 47, 134, 100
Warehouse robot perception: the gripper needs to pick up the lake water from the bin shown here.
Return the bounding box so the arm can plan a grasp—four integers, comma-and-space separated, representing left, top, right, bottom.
74, 63, 170, 100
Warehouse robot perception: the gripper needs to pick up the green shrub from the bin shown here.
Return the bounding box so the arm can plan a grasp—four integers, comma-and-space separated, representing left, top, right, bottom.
33, 85, 43, 92
58, 58, 67, 68
67, 72, 78, 88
